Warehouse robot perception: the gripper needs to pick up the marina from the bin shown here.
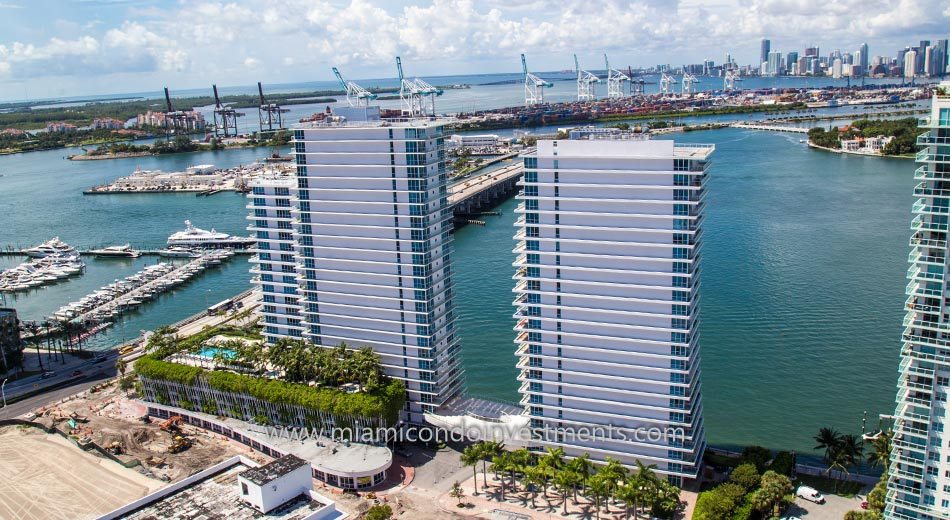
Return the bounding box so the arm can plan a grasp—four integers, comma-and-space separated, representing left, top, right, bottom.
0, 253, 85, 292
48, 249, 237, 327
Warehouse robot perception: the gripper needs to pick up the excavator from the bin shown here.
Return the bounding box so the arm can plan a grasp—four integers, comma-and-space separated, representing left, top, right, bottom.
160, 415, 183, 432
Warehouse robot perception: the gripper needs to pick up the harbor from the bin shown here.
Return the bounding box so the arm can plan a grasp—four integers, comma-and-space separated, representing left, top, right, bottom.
82, 162, 293, 195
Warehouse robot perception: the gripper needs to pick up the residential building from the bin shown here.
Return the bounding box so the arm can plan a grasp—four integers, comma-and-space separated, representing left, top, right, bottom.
906, 50, 918, 79
137, 110, 206, 131
832, 58, 843, 79
859, 42, 870, 73
248, 174, 302, 341
768, 51, 784, 76
760, 39, 771, 73
250, 108, 463, 421
45, 122, 77, 133
886, 82, 950, 520
786, 52, 799, 75
513, 129, 711, 485
92, 118, 125, 130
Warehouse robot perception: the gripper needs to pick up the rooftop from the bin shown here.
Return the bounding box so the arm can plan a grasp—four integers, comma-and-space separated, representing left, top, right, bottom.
240, 454, 309, 486
297, 116, 453, 130
113, 459, 327, 520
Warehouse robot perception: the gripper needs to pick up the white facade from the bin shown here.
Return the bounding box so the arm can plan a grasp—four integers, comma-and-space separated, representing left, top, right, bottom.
249, 117, 463, 422
239, 457, 312, 514
248, 176, 303, 340
887, 85, 950, 520
513, 135, 711, 485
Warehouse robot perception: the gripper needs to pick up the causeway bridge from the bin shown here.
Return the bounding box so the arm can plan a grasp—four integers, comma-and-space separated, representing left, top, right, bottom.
731, 122, 810, 134
448, 163, 524, 217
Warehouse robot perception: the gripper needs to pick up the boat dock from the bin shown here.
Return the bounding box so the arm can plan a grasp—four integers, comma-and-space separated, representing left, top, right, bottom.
83, 162, 293, 195
0, 248, 251, 257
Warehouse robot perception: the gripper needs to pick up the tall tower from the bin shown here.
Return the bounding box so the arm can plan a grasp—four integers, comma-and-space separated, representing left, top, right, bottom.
887, 83, 950, 519
760, 39, 771, 73
513, 128, 712, 485
254, 110, 464, 423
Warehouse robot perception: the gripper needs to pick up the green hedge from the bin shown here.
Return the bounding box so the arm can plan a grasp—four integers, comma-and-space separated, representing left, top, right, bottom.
135, 355, 405, 425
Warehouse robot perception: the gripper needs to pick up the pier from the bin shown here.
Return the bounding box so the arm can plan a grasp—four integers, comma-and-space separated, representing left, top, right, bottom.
730, 122, 810, 133
449, 163, 523, 217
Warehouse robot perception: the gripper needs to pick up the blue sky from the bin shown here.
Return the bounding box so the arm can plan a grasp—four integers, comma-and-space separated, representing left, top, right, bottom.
0, 0, 948, 100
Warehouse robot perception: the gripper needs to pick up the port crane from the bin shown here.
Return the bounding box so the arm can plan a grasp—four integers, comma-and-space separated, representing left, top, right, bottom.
257, 82, 289, 133
332, 67, 378, 107
723, 70, 739, 92
162, 87, 187, 137
522, 53, 553, 106
604, 54, 630, 99
659, 73, 677, 96
396, 56, 442, 117
211, 84, 243, 138
682, 73, 699, 95
575, 54, 600, 102
626, 66, 645, 96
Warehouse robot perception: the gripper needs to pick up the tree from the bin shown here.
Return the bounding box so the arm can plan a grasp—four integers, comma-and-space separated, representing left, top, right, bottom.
587, 473, 611, 520
615, 477, 643, 519
650, 479, 681, 520
461, 445, 482, 496
450, 481, 465, 507
480, 441, 503, 492
569, 453, 595, 498
845, 512, 883, 520
693, 483, 744, 520
866, 431, 892, 471
841, 433, 865, 468
814, 427, 843, 461
553, 469, 580, 514
740, 445, 771, 472
524, 465, 545, 508
538, 447, 565, 497
825, 445, 851, 492
867, 477, 886, 512
490, 452, 513, 500
116, 358, 127, 378
598, 457, 628, 512
365, 504, 393, 520
729, 463, 760, 490
756, 470, 793, 517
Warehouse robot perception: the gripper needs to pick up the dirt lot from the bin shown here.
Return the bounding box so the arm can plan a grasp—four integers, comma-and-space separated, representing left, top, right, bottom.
0, 426, 163, 520
34, 382, 267, 482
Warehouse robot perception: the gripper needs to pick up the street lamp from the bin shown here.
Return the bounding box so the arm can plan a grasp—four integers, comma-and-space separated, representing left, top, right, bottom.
1, 378, 8, 408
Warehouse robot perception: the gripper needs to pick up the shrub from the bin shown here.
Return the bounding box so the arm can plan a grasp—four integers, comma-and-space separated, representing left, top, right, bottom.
768, 451, 795, 476
365, 504, 393, 520
740, 445, 771, 472
694, 483, 746, 520
729, 463, 760, 490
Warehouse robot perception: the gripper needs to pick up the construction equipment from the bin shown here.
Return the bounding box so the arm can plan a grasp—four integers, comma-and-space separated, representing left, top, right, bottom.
107, 441, 122, 455
168, 435, 191, 454
333, 67, 378, 107
522, 53, 553, 106
605, 54, 630, 99
575, 54, 600, 101
160, 415, 183, 432
211, 84, 243, 138
257, 82, 289, 133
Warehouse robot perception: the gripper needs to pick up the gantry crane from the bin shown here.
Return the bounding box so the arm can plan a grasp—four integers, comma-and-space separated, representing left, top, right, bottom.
396, 56, 441, 117
211, 84, 243, 138
522, 53, 553, 106
332, 67, 378, 107
575, 54, 600, 102
257, 82, 289, 133
162, 87, 187, 137
660, 73, 677, 96
682, 73, 699, 95
605, 54, 630, 99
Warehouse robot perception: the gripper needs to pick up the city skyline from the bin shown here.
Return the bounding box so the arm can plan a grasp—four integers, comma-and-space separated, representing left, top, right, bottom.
0, 0, 948, 100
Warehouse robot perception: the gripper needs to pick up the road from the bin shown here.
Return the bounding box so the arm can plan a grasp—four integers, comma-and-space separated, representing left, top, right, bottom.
0, 368, 116, 419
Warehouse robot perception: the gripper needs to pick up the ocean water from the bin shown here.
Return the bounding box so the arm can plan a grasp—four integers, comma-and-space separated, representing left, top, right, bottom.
0, 122, 915, 456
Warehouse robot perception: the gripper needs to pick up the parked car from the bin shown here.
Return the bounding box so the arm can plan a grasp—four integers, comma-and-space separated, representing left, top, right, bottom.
796, 485, 825, 504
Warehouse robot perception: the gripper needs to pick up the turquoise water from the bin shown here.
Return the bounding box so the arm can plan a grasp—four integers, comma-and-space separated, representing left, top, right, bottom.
196, 346, 236, 360
0, 126, 915, 457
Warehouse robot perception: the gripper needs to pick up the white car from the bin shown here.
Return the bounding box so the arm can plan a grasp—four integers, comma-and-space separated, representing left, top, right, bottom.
796, 485, 825, 504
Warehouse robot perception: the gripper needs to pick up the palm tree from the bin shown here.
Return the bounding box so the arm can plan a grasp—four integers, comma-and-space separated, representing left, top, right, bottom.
599, 457, 628, 512
553, 469, 579, 515
824, 446, 851, 493
569, 453, 595, 499
757, 471, 793, 516
525, 465, 545, 508
814, 426, 843, 460
587, 473, 610, 520
490, 452, 512, 500
615, 477, 643, 519
480, 441, 503, 492
538, 447, 565, 498
866, 430, 893, 470
840, 433, 865, 469
461, 444, 482, 496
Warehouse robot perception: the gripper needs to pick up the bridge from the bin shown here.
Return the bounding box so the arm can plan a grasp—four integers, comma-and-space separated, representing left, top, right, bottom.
448, 163, 523, 217
731, 122, 810, 134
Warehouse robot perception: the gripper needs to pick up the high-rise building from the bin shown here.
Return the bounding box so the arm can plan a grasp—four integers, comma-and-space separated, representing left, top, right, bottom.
786, 51, 799, 75
513, 128, 712, 485
831, 58, 843, 79
937, 40, 949, 76
925, 46, 937, 77
250, 108, 463, 422
805, 45, 820, 58
760, 39, 771, 72
886, 82, 950, 520
859, 42, 870, 73
905, 50, 918, 79
768, 51, 784, 76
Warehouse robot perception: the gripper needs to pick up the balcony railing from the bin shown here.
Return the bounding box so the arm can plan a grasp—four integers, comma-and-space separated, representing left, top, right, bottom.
916, 150, 950, 163
911, 214, 950, 232
917, 132, 950, 146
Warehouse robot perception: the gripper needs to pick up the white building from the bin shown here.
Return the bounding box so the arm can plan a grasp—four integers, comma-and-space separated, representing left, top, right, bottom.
887, 83, 950, 519
250, 109, 463, 422
448, 134, 506, 149
248, 175, 303, 340
906, 50, 918, 79
513, 132, 711, 485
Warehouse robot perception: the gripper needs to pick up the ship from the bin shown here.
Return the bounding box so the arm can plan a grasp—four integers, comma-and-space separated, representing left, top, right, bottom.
88, 244, 141, 258
167, 220, 255, 249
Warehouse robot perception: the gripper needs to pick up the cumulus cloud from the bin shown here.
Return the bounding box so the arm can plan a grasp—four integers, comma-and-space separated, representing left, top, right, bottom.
0, 0, 948, 86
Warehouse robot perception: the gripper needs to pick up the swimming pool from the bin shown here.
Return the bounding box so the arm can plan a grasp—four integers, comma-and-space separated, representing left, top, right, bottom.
196, 346, 237, 360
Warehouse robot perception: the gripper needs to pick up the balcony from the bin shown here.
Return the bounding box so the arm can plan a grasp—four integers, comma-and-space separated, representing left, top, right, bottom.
908, 248, 947, 266
911, 214, 950, 232
913, 181, 950, 198
912, 199, 950, 215
917, 132, 950, 146
909, 232, 947, 249
906, 265, 944, 283
916, 150, 950, 163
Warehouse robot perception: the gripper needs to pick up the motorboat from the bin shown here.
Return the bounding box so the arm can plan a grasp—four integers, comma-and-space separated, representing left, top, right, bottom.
89, 244, 141, 258
167, 220, 255, 249
158, 246, 201, 258
21, 237, 77, 257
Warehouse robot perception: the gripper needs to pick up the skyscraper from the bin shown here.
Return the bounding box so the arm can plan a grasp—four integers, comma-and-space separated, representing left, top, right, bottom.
859, 42, 870, 73
886, 81, 950, 520
905, 50, 918, 79
251, 108, 463, 422
760, 39, 771, 73
513, 128, 712, 485
936, 40, 949, 77
786, 51, 799, 75
768, 51, 784, 76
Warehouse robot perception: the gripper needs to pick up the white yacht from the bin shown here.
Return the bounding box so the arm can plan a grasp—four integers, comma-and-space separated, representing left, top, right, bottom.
89, 244, 141, 258
21, 237, 77, 258
157, 246, 201, 258
167, 220, 254, 249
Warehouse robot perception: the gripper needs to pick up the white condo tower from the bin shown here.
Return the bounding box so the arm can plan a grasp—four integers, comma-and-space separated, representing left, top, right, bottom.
249, 109, 463, 422
513, 128, 712, 484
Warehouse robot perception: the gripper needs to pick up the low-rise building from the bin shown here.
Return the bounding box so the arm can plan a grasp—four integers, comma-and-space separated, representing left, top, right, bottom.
45, 122, 77, 133
92, 118, 126, 130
